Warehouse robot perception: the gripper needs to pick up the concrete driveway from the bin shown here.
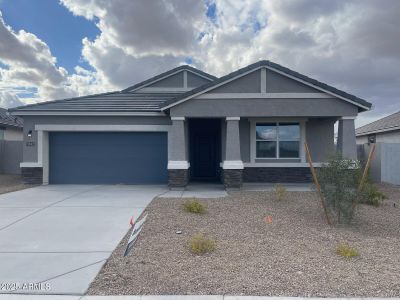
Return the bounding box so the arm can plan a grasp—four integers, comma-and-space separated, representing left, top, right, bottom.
0, 184, 167, 295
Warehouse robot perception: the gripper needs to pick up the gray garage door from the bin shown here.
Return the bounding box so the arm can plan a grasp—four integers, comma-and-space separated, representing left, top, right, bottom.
49, 132, 168, 184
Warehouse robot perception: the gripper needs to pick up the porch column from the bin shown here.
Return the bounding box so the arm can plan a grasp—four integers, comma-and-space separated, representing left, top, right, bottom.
222, 117, 243, 189
337, 117, 357, 160
168, 117, 189, 188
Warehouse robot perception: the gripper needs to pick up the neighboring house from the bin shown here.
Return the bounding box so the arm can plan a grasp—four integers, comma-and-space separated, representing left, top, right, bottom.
356, 111, 400, 144
356, 111, 400, 185
0, 108, 23, 174
0, 108, 23, 141
9, 61, 372, 187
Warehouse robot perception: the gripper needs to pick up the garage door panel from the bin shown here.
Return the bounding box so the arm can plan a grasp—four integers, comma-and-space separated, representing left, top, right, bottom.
49, 132, 167, 184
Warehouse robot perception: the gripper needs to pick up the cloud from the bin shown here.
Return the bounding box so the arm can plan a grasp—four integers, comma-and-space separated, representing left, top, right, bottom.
0, 91, 24, 108
0, 0, 399, 129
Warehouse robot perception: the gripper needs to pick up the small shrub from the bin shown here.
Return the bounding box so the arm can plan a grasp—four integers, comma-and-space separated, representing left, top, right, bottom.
336, 243, 360, 258
189, 233, 216, 254
183, 199, 207, 214
273, 184, 287, 201
359, 182, 386, 207
317, 154, 361, 224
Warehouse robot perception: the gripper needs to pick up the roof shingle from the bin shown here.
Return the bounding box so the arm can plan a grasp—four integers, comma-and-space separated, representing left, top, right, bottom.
356, 111, 400, 136
0, 108, 23, 127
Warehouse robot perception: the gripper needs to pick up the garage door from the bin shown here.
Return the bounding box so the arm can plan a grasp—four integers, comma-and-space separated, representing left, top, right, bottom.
49, 132, 168, 184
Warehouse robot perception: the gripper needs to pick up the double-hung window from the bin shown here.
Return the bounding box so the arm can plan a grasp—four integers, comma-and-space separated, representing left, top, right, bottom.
256, 122, 300, 158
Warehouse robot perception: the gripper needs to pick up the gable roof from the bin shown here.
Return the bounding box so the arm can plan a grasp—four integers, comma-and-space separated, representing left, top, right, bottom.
161, 60, 372, 111
122, 65, 216, 93
0, 108, 23, 127
9, 65, 216, 115
356, 111, 400, 136
9, 91, 181, 114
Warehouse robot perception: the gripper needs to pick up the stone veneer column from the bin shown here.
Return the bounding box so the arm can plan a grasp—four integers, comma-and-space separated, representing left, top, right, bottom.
337, 117, 357, 160
168, 117, 189, 188
222, 117, 243, 189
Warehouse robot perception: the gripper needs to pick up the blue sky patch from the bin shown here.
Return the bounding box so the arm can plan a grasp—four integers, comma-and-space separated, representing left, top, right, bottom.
206, 1, 217, 23
0, 0, 99, 74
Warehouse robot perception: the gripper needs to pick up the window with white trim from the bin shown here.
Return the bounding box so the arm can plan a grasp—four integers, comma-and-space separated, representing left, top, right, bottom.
256, 122, 300, 158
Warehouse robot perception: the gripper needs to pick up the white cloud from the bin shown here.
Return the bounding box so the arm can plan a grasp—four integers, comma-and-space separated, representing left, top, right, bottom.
0, 91, 24, 108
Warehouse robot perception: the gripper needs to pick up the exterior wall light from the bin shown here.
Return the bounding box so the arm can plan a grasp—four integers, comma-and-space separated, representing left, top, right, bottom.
27, 130, 32, 137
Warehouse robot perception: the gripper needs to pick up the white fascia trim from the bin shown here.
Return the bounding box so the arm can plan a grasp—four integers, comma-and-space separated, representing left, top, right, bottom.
11, 111, 166, 116
138, 87, 191, 92
226, 117, 240, 121
266, 66, 370, 111
260, 67, 267, 93
167, 161, 190, 169
183, 71, 188, 89
171, 117, 185, 121
196, 93, 333, 99
35, 124, 170, 132
244, 162, 323, 167
222, 160, 244, 169
20, 162, 42, 168
341, 116, 357, 120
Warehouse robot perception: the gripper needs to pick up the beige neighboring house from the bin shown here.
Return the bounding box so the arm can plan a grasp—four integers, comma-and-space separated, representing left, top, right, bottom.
0, 107, 23, 141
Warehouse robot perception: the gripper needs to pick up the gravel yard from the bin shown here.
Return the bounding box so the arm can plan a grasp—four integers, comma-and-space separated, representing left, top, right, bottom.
88, 184, 400, 297
0, 174, 36, 194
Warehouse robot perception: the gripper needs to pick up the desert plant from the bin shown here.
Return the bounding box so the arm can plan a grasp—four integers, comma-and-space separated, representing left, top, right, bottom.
336, 243, 359, 258
273, 184, 287, 201
183, 198, 207, 214
358, 182, 386, 207
189, 233, 216, 254
317, 153, 361, 224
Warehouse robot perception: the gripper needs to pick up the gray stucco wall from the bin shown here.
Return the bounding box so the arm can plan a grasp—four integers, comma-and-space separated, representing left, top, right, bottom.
148, 72, 183, 88
211, 70, 261, 93
206, 68, 323, 94
187, 72, 210, 88
306, 118, 336, 162
239, 118, 250, 162
265, 69, 319, 93
22, 115, 171, 163
236, 117, 335, 163
170, 98, 358, 118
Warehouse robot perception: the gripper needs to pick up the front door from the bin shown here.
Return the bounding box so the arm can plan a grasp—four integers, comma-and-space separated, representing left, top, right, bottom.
189, 119, 221, 181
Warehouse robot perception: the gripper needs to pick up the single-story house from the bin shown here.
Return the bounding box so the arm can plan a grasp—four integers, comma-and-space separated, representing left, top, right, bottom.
10, 60, 372, 187
0, 108, 23, 141
356, 111, 400, 185
356, 111, 400, 144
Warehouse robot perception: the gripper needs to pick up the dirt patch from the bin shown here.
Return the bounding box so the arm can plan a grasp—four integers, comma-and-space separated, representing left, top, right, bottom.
0, 174, 36, 195
88, 187, 400, 297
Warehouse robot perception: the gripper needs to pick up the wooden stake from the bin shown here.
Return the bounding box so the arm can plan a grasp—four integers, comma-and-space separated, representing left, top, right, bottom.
304, 142, 332, 225
354, 143, 376, 209
358, 143, 376, 192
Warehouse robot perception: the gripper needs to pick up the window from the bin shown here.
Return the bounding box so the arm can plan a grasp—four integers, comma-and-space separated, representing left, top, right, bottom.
256, 122, 300, 158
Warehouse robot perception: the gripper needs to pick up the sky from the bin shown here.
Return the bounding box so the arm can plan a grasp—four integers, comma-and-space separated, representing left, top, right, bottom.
0, 0, 399, 128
